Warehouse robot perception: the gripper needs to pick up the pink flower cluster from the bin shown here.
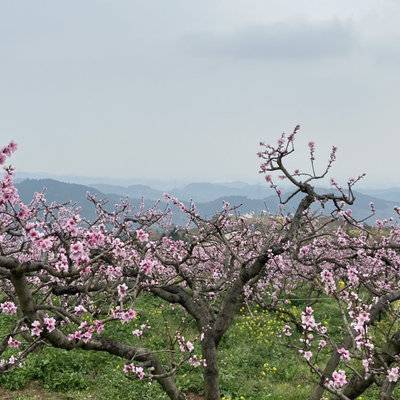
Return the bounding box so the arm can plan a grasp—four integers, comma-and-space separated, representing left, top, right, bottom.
117, 283, 128, 299
301, 307, 316, 331
176, 333, 195, 353
123, 363, 145, 379
30, 317, 56, 337
337, 347, 350, 362
69, 241, 89, 266
68, 320, 104, 342
0, 301, 17, 315
7, 336, 21, 349
387, 367, 399, 383
31, 321, 43, 337
329, 370, 347, 389
112, 307, 137, 324
136, 229, 149, 243
43, 317, 56, 333
0, 141, 17, 165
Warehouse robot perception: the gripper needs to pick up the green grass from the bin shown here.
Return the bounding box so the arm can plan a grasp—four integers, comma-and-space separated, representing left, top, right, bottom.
0, 297, 396, 399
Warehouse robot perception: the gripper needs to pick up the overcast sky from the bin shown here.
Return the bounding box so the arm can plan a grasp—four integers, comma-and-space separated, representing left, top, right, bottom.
1, 1, 399, 186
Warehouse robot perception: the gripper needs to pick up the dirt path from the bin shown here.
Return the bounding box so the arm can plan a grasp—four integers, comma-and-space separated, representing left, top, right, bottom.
0, 383, 203, 400
0, 382, 75, 400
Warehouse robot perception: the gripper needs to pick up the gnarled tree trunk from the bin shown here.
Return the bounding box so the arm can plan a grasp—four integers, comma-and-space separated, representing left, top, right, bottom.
202, 336, 220, 400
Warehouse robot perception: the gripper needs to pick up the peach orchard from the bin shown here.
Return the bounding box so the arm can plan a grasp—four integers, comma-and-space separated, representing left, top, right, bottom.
1, 128, 400, 400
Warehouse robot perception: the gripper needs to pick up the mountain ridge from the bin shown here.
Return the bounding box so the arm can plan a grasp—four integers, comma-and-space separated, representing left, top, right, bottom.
14, 178, 400, 224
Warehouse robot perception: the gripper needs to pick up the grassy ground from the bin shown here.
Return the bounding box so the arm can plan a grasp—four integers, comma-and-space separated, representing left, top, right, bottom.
0, 297, 391, 399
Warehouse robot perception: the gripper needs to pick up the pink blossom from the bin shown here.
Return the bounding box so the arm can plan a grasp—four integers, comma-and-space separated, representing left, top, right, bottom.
387, 367, 399, 383
188, 355, 205, 368
308, 141, 316, 160
353, 311, 370, 332
117, 283, 128, 299
113, 307, 137, 324
94, 320, 105, 334
7, 337, 21, 349
320, 269, 336, 293
105, 265, 123, 280
8, 355, 16, 365
44, 317, 56, 332
140, 258, 154, 275
0, 141, 17, 164
329, 370, 347, 389
362, 359, 370, 373
69, 241, 89, 265
301, 307, 316, 331
337, 347, 350, 361
74, 305, 87, 315
31, 320, 43, 337
136, 229, 149, 243
123, 363, 145, 379
186, 341, 194, 352
303, 351, 312, 361
318, 339, 327, 349
0, 301, 17, 315
85, 229, 105, 247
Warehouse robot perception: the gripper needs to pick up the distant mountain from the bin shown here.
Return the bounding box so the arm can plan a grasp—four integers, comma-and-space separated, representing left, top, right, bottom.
195, 195, 279, 218
359, 188, 400, 203
170, 182, 272, 202
87, 181, 272, 203
16, 179, 111, 220
221, 181, 253, 189
15, 172, 187, 191
90, 183, 163, 201
195, 191, 400, 222
344, 190, 400, 221
15, 179, 174, 224
14, 178, 400, 225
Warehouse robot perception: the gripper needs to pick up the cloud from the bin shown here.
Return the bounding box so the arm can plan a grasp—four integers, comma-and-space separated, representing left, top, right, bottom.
182, 19, 358, 60
365, 36, 400, 66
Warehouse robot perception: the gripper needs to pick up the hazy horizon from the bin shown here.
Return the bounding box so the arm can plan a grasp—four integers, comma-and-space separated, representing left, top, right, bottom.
14, 169, 400, 191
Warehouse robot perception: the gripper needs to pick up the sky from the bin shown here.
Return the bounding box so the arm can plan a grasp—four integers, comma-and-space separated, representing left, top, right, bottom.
0, 0, 399, 187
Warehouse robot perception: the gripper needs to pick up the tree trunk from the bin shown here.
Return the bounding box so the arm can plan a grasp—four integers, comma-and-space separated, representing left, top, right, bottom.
342, 374, 374, 399
342, 332, 400, 399
150, 357, 187, 400
380, 379, 396, 400
202, 336, 220, 400
157, 377, 186, 400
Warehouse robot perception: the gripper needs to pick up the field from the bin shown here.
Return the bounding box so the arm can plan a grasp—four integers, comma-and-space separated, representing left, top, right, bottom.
0, 295, 389, 400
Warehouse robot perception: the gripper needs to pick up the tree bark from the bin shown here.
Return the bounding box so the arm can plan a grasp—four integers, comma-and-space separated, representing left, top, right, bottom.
343, 332, 400, 399
380, 379, 396, 400
309, 335, 353, 400
202, 336, 220, 400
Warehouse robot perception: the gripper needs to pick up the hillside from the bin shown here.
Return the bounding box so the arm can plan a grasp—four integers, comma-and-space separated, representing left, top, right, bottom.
169, 182, 271, 202
16, 179, 122, 221
15, 179, 400, 224
90, 183, 163, 201
359, 187, 400, 202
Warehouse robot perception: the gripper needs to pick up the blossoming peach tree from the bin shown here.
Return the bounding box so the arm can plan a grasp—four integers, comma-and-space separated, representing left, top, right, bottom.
267, 213, 400, 400
0, 127, 399, 400
253, 132, 400, 400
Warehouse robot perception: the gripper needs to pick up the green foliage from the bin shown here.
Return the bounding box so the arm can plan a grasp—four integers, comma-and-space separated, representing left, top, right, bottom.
0, 297, 398, 399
